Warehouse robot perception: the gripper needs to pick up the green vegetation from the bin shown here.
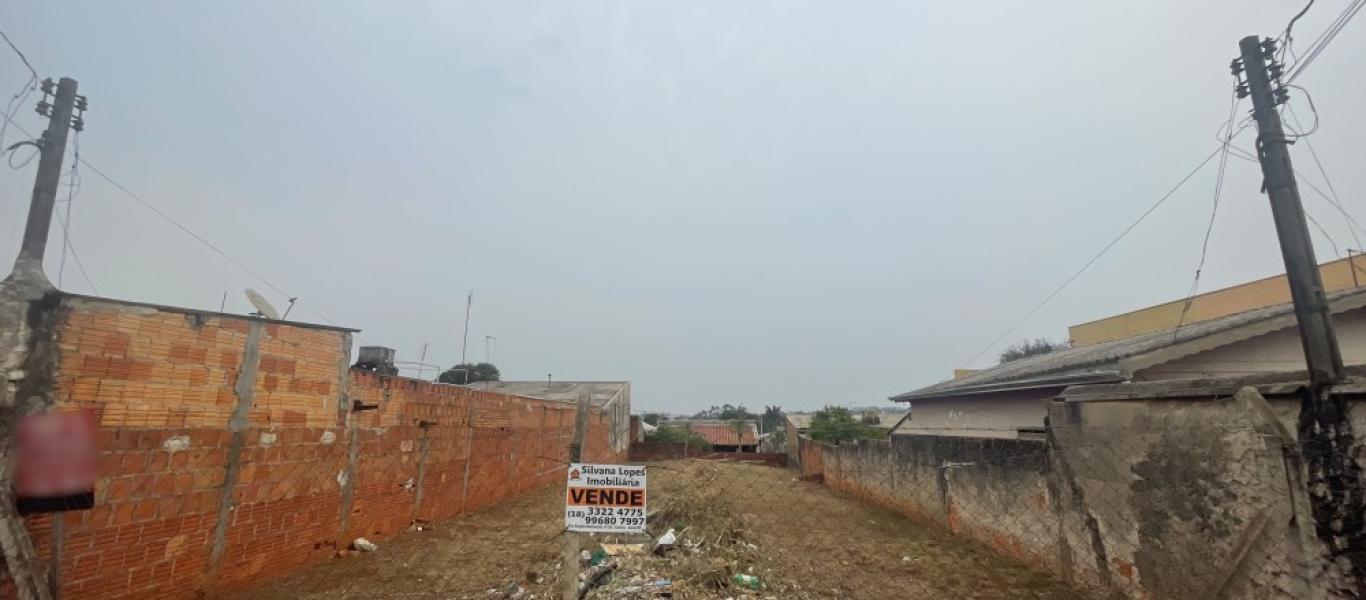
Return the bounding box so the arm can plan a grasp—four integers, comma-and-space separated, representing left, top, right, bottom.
646, 426, 714, 451
693, 403, 755, 420
761, 405, 785, 434
998, 338, 1069, 364
438, 362, 501, 384
806, 406, 887, 444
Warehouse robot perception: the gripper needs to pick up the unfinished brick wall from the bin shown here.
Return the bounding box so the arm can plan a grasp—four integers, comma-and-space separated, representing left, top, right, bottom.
2, 295, 623, 600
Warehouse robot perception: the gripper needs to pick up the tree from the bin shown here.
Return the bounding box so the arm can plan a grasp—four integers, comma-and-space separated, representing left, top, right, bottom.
693, 404, 754, 420
761, 405, 785, 433
438, 362, 500, 384
807, 406, 886, 444
642, 413, 662, 426
998, 338, 1069, 364
645, 426, 713, 451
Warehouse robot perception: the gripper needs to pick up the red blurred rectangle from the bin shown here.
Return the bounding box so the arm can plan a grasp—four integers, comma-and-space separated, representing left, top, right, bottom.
14, 409, 97, 514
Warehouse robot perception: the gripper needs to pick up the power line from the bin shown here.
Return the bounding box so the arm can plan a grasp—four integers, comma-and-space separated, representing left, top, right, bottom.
958, 145, 1225, 368
1287, 102, 1363, 252
74, 155, 349, 328
1172, 94, 1242, 339
58, 131, 82, 287
1285, 0, 1365, 84
0, 74, 37, 153
0, 27, 39, 81
0, 108, 347, 327
1224, 143, 1366, 239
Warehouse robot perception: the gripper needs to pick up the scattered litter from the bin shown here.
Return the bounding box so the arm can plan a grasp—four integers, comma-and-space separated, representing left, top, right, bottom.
351, 537, 378, 552
589, 546, 609, 566
501, 582, 527, 599
731, 573, 761, 590
576, 557, 620, 598
651, 528, 678, 555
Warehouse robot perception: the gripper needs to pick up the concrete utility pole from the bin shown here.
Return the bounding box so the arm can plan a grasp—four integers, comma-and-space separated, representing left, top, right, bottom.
12, 77, 80, 283
1236, 36, 1344, 390
0, 76, 83, 600
1239, 36, 1366, 593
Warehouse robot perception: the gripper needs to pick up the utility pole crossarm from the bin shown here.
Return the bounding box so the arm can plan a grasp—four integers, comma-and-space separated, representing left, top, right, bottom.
1236, 35, 1344, 390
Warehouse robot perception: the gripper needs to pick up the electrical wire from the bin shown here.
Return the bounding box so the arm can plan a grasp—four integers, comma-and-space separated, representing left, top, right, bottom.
0, 74, 37, 155
0, 27, 39, 82
958, 145, 1226, 368
0, 107, 346, 327
1305, 210, 1343, 259
1171, 93, 1242, 340
1282, 85, 1320, 139
1285, 0, 1365, 84
58, 131, 85, 289
1225, 143, 1366, 240
76, 152, 349, 328
1278, 0, 1317, 66
1287, 102, 1363, 253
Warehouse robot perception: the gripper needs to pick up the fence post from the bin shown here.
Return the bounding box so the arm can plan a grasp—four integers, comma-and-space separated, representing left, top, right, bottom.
562, 392, 591, 600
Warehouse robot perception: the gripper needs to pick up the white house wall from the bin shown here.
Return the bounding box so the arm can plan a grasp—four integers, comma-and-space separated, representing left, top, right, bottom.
1136, 308, 1366, 380
893, 388, 1060, 439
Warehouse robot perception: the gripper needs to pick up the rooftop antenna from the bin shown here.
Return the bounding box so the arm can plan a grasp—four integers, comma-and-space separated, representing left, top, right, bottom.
460, 290, 473, 364
281, 297, 298, 320
243, 288, 280, 320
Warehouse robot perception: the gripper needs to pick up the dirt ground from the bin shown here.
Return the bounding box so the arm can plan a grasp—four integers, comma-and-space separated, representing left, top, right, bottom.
222, 461, 1089, 600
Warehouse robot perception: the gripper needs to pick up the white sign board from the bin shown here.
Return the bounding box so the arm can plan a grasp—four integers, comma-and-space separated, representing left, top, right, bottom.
564, 463, 647, 533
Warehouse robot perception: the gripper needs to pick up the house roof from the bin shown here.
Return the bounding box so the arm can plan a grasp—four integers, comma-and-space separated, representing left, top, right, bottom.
462, 381, 628, 407
786, 411, 906, 430
687, 422, 759, 446
891, 287, 1366, 402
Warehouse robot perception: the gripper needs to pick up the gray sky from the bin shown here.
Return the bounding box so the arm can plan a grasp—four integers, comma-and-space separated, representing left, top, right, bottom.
2, 1, 1364, 414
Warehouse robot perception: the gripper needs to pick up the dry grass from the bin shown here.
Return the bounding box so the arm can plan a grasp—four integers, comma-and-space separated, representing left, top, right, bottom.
224, 460, 1091, 600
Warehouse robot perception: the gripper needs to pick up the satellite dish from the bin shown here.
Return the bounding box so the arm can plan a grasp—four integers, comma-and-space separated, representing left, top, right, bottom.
244, 289, 280, 320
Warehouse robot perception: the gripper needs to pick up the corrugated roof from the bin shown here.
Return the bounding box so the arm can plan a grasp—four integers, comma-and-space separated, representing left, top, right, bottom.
785, 412, 905, 430
462, 381, 628, 407
687, 422, 758, 446
892, 287, 1366, 402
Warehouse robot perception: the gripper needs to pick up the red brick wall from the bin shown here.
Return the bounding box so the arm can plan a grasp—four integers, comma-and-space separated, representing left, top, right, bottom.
3, 296, 624, 600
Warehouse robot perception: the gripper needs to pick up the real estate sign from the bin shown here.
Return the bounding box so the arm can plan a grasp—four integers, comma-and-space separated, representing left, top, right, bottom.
564, 463, 647, 533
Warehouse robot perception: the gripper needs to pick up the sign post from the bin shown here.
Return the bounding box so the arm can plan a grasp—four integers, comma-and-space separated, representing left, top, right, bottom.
561, 394, 591, 600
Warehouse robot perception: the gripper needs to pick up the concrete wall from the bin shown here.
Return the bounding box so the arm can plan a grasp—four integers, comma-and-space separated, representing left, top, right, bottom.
2, 295, 624, 600
1069, 256, 1365, 346
1136, 308, 1366, 379
893, 387, 1058, 439
799, 385, 1360, 599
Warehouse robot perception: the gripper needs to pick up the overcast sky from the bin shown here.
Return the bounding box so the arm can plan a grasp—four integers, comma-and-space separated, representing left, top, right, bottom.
2, 1, 1364, 413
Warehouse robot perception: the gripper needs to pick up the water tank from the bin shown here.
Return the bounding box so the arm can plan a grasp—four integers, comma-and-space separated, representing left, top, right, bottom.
355, 346, 398, 376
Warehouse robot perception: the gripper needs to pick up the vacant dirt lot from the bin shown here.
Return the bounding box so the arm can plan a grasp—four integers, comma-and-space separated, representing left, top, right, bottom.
223, 461, 1087, 600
